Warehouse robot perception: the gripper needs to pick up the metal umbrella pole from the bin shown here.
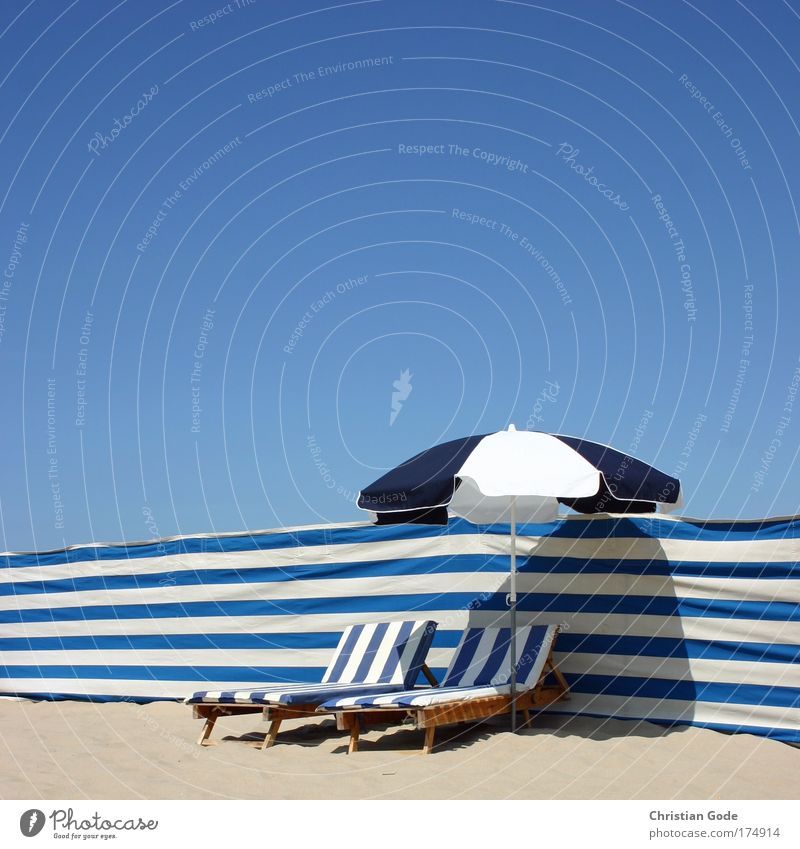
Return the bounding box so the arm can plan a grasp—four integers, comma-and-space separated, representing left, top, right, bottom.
509, 496, 517, 733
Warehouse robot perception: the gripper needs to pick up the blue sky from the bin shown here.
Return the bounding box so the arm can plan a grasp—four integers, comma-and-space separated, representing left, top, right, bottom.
1, 0, 799, 551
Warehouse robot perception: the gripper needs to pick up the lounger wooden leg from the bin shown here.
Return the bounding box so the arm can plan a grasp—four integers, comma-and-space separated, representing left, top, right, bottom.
422, 724, 436, 755
522, 707, 531, 727
197, 713, 218, 747
348, 722, 360, 754
261, 718, 282, 750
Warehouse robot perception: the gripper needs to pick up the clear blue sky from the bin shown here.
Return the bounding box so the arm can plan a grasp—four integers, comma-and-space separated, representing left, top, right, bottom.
1, 0, 799, 551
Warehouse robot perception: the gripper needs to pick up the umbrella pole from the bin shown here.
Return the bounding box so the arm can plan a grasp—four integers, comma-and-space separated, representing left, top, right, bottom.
510, 496, 517, 734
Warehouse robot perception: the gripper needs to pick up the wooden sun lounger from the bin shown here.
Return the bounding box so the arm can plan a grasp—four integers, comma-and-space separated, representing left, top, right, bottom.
333, 631, 570, 754
185, 620, 438, 750
192, 662, 439, 749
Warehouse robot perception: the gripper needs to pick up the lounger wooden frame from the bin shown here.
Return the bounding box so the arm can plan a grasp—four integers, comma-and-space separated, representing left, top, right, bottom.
336, 647, 570, 754
191, 663, 439, 749
193, 703, 320, 750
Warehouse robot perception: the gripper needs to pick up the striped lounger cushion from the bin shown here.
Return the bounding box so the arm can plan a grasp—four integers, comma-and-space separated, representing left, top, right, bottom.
320, 624, 557, 710
186, 619, 437, 706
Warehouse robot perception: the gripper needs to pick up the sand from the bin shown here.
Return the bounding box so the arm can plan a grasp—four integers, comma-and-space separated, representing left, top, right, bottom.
0, 700, 797, 800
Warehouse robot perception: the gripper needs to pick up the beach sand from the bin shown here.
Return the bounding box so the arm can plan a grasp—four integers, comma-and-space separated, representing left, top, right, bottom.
1, 700, 797, 800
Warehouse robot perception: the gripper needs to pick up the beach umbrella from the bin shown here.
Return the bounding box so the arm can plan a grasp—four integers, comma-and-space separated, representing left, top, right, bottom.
357, 425, 682, 731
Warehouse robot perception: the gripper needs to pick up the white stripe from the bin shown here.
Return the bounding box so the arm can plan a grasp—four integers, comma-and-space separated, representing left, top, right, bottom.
2, 531, 797, 585
7, 570, 796, 614
7, 647, 793, 691
0, 519, 371, 558
0, 534, 495, 583
557, 652, 800, 689
518, 624, 557, 687
338, 622, 379, 683
3, 512, 796, 558
527, 535, 800, 565
455, 628, 502, 687
6, 609, 800, 647
0, 648, 333, 668
320, 624, 353, 683
362, 620, 403, 683
0, 678, 281, 700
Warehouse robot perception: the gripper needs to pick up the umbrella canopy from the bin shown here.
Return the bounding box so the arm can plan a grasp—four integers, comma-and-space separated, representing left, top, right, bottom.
357, 425, 682, 733
357, 426, 682, 524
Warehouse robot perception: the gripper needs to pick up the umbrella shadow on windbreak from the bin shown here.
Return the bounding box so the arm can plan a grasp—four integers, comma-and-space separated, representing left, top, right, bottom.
478, 516, 697, 741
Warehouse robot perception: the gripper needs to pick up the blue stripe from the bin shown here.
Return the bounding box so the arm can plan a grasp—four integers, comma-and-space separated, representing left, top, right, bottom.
0, 665, 326, 683
0, 629, 456, 653
518, 516, 800, 541
352, 622, 389, 682
0, 522, 476, 569
519, 557, 799, 580
477, 629, 511, 685
444, 628, 484, 686
0, 692, 181, 704
4, 554, 798, 600
555, 633, 800, 664
323, 624, 363, 683
3, 630, 791, 667
3, 515, 798, 570
517, 625, 550, 686
2, 592, 796, 624
566, 674, 800, 709
0, 555, 505, 597
376, 620, 413, 683
403, 621, 438, 686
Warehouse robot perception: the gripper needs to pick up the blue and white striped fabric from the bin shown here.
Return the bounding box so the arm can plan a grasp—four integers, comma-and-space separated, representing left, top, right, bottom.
1, 515, 798, 742
186, 619, 436, 706
319, 624, 557, 710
